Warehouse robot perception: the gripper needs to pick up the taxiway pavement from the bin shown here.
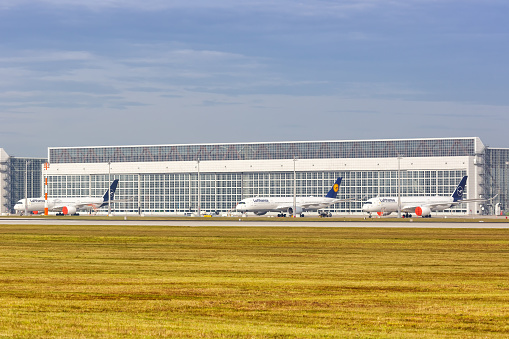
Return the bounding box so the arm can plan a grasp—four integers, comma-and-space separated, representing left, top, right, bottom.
1, 218, 509, 228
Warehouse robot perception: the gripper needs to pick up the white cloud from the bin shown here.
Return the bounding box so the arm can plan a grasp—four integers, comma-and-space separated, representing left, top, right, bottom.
123, 48, 254, 66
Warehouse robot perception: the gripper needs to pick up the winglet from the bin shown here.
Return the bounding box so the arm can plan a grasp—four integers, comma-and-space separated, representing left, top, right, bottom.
451, 176, 467, 202
325, 177, 342, 199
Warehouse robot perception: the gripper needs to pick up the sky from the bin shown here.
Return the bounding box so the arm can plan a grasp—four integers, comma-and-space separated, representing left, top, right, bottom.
1, 0, 508, 157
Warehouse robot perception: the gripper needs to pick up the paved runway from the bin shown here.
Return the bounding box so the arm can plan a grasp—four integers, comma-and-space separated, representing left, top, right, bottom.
1, 218, 509, 228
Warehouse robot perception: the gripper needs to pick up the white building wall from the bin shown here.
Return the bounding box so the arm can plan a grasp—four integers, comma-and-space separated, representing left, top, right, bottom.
46, 156, 474, 175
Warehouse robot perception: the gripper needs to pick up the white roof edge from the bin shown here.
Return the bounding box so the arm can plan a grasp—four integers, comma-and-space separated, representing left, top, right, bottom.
8, 157, 47, 160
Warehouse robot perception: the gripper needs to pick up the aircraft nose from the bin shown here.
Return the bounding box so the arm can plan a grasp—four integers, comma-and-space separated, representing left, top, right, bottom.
237, 201, 250, 212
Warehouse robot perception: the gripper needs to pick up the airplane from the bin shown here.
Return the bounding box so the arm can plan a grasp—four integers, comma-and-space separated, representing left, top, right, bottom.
362, 176, 491, 218
236, 177, 345, 217
14, 179, 120, 215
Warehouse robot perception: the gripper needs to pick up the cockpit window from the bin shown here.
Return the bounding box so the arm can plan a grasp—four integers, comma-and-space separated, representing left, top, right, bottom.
237, 202, 246, 205
364, 202, 372, 205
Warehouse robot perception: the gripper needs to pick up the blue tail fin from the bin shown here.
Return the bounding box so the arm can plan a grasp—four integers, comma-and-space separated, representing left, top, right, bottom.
325, 177, 342, 199
101, 179, 119, 205
451, 176, 467, 202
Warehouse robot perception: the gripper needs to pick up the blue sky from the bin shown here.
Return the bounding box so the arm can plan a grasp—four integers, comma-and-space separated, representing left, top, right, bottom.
1, 0, 508, 157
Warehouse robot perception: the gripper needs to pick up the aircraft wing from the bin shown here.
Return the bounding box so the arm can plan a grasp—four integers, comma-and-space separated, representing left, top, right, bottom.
332, 197, 355, 203
398, 202, 452, 212
275, 204, 293, 211
451, 195, 498, 205
100, 197, 135, 207
100, 199, 132, 206
301, 198, 354, 208
399, 204, 421, 213
297, 197, 354, 210
299, 203, 325, 209
400, 197, 495, 212
274, 196, 359, 211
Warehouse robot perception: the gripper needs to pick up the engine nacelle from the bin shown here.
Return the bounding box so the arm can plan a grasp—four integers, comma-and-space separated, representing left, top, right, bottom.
377, 211, 392, 216
255, 211, 268, 216
62, 206, 77, 215
415, 206, 431, 217
287, 206, 303, 216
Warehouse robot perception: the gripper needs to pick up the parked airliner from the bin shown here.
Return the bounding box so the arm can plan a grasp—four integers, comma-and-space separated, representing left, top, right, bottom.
236, 177, 345, 217
14, 179, 119, 215
362, 176, 488, 218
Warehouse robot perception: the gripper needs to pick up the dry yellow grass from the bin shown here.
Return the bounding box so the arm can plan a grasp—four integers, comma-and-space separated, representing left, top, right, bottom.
0, 225, 508, 338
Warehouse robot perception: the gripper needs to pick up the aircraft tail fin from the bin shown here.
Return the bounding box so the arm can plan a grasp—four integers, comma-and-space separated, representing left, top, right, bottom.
451, 176, 467, 202
101, 179, 119, 206
325, 177, 342, 199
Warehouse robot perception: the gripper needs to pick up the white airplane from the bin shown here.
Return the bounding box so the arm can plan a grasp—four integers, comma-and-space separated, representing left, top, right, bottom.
362, 176, 489, 218
14, 179, 119, 215
236, 177, 345, 217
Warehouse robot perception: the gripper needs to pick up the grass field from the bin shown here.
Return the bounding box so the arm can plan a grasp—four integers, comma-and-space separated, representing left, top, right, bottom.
0, 225, 508, 338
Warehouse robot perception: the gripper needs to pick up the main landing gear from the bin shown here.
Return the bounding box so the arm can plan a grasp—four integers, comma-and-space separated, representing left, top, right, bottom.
277, 213, 306, 217
318, 211, 332, 218
402, 213, 431, 218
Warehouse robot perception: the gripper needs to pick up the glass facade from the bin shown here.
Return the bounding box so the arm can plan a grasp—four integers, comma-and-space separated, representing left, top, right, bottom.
4, 157, 47, 212
484, 148, 509, 215
49, 138, 476, 164
47, 169, 468, 215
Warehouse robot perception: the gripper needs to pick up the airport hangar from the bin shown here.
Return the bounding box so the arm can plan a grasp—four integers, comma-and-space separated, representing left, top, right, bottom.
38, 136, 505, 217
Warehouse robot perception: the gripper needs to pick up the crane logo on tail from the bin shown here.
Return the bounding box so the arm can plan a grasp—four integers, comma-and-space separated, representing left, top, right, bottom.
333, 184, 339, 193
457, 187, 463, 198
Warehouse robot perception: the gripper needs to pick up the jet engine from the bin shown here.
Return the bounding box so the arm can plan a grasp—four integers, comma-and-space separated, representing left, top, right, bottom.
62, 206, 77, 215
255, 211, 268, 216
287, 206, 303, 216
377, 211, 392, 216
415, 206, 431, 217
